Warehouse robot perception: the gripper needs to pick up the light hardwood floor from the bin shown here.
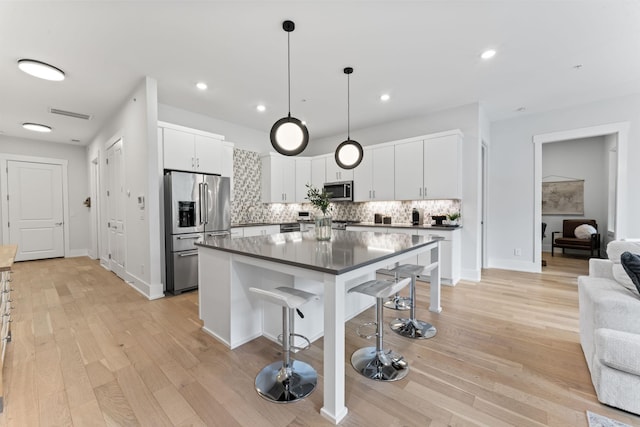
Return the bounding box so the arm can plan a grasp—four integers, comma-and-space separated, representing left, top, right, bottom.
1, 254, 639, 426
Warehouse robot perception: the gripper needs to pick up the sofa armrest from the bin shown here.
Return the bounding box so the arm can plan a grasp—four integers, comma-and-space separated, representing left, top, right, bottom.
589, 258, 614, 279
595, 328, 640, 376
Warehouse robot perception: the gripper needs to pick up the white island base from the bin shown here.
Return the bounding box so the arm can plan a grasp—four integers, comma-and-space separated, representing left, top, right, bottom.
197, 232, 441, 424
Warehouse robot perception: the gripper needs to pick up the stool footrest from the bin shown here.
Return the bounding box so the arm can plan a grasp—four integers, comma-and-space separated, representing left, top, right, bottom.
277, 333, 312, 353
356, 322, 378, 340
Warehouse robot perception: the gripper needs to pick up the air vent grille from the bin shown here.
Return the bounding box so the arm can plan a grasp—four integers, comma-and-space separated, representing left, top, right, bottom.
49, 107, 92, 120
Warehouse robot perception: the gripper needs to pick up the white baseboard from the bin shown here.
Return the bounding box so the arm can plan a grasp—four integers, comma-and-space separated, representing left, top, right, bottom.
461, 268, 481, 282
125, 271, 165, 300
488, 258, 540, 273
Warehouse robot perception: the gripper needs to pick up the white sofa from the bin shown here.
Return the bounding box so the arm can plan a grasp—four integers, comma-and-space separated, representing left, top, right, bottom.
578, 240, 640, 415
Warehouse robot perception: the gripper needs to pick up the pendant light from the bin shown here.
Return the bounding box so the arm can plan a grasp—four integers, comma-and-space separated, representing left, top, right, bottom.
270, 20, 309, 156
334, 67, 363, 169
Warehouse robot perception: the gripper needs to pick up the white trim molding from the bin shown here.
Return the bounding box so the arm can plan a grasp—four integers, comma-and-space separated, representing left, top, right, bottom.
533, 122, 630, 271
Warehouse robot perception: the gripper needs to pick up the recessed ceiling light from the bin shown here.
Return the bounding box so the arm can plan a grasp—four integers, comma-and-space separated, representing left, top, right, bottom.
573, 64, 583, 70
480, 49, 497, 60
23, 122, 52, 132
17, 59, 65, 81
196, 82, 208, 90
380, 94, 390, 102
256, 104, 266, 112
516, 107, 526, 112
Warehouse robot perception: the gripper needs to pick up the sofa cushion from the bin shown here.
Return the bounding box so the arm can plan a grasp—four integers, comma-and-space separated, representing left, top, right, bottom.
595, 328, 640, 377
608, 241, 640, 292
621, 252, 640, 294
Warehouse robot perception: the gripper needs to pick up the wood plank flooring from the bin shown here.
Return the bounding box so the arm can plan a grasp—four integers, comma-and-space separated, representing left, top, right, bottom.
1, 255, 639, 426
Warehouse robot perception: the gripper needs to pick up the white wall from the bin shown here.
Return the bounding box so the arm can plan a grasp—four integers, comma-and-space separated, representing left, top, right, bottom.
309, 102, 483, 282
158, 103, 269, 152
541, 136, 607, 252
86, 77, 162, 299
489, 94, 640, 270
0, 135, 90, 254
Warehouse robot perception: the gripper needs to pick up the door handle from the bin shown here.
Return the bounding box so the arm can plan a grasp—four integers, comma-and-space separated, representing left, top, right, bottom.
203, 183, 209, 224
206, 231, 230, 237
177, 235, 200, 240
178, 252, 198, 257
55, 222, 63, 226
199, 182, 204, 225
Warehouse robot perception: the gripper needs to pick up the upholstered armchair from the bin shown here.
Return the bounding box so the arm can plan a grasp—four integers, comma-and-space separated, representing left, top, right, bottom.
552, 219, 601, 257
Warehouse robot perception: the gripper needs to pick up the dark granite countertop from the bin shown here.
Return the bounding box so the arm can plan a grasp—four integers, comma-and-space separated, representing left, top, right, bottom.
195, 230, 442, 275
348, 222, 462, 230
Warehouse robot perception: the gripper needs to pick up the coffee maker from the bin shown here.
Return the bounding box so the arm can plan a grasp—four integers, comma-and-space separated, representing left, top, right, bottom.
412, 208, 424, 225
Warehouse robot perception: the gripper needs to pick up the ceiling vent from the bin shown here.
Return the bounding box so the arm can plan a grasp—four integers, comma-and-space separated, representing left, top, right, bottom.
49, 107, 92, 120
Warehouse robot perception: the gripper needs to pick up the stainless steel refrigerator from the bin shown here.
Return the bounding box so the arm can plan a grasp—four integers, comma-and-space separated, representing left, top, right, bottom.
164, 170, 230, 294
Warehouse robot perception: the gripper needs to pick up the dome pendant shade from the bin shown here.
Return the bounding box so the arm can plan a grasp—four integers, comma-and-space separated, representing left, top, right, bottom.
270, 115, 309, 155
335, 139, 363, 169
270, 20, 309, 156
334, 67, 363, 169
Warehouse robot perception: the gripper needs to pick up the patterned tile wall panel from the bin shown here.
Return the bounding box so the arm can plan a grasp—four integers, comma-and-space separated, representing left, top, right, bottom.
231, 148, 462, 225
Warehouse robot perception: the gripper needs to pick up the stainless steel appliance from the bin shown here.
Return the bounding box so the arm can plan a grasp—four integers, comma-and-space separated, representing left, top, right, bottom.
297, 210, 312, 221
412, 208, 424, 225
280, 223, 301, 233
331, 220, 361, 230
323, 181, 353, 202
164, 170, 230, 294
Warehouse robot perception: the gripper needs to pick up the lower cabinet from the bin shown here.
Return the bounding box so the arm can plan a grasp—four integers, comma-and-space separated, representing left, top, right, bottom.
232, 225, 280, 238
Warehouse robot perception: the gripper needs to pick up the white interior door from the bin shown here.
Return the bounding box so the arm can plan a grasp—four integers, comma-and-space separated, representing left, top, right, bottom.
106, 139, 126, 278
7, 160, 64, 261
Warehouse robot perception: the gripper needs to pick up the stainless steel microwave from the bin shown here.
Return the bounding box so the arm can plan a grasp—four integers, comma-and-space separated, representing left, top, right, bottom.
323, 181, 353, 202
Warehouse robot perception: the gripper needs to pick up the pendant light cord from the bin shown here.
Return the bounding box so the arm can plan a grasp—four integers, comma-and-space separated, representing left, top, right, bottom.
287, 31, 291, 116
347, 72, 351, 139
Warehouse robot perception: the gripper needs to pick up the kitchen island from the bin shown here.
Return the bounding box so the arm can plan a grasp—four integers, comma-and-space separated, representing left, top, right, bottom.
196, 230, 441, 424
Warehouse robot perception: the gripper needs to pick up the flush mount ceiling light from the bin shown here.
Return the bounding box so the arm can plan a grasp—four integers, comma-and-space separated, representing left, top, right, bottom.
17, 59, 65, 81
334, 67, 363, 170
269, 20, 309, 156
380, 94, 390, 102
480, 49, 497, 60
196, 82, 208, 90
257, 104, 266, 112
23, 122, 52, 133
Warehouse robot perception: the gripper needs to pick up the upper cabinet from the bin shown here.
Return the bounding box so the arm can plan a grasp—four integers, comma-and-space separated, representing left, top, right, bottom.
311, 157, 326, 189
354, 145, 394, 201
160, 123, 227, 176
326, 155, 353, 182
295, 158, 311, 203
261, 153, 296, 203
394, 130, 462, 200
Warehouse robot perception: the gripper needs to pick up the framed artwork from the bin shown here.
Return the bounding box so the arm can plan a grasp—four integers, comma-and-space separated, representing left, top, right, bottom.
542, 180, 584, 215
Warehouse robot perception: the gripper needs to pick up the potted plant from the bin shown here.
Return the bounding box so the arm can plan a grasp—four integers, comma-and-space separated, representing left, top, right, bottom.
447, 212, 461, 226
306, 184, 333, 240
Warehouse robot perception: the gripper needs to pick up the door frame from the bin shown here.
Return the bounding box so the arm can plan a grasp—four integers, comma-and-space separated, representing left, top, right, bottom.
0, 154, 70, 256
533, 122, 629, 270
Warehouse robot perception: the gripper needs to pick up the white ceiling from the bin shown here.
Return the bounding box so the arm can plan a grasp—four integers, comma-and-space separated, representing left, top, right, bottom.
1, 1, 639, 146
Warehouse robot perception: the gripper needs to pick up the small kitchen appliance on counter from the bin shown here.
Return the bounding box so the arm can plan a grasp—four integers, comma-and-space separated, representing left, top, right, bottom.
431, 215, 447, 226
412, 208, 424, 225
374, 213, 383, 224
297, 210, 313, 222
383, 216, 392, 224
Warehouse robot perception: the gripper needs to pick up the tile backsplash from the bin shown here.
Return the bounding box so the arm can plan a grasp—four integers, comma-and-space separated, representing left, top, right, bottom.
231, 148, 462, 225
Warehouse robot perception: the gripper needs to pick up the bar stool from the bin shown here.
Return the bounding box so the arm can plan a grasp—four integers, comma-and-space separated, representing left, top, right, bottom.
249, 286, 319, 403
388, 264, 437, 339
382, 267, 411, 311
348, 277, 412, 381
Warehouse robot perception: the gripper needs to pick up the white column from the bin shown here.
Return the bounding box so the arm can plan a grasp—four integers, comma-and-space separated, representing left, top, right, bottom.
320, 274, 348, 424
430, 242, 442, 313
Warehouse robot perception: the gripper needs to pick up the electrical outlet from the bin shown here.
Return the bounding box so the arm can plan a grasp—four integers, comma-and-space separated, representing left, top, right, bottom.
514, 248, 522, 256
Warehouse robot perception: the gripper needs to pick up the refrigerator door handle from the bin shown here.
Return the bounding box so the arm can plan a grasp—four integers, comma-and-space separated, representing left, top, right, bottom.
204, 182, 209, 224
198, 182, 204, 225
206, 231, 230, 237
177, 235, 201, 240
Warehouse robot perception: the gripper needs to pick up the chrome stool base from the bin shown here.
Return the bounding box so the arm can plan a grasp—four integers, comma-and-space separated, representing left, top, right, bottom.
351, 346, 409, 381
390, 318, 437, 339
383, 295, 411, 311
255, 360, 317, 403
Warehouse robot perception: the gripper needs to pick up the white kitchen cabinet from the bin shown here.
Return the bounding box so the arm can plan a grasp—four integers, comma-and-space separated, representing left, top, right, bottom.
394, 131, 462, 200
394, 139, 424, 200
354, 145, 394, 201
261, 153, 295, 203
242, 224, 280, 237
311, 156, 326, 189
162, 127, 224, 174
326, 155, 353, 182
417, 228, 461, 285
295, 158, 312, 203
423, 134, 461, 199
160, 123, 228, 176
221, 142, 234, 201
